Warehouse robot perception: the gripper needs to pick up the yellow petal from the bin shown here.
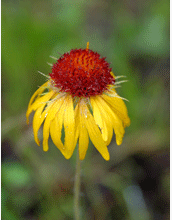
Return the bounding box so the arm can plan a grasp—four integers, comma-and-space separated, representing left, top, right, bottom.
95, 96, 125, 145
43, 96, 65, 151
50, 117, 64, 152
74, 104, 80, 149
102, 92, 130, 127
90, 98, 103, 128
26, 90, 55, 124
80, 100, 110, 161
78, 103, 89, 160
63, 95, 75, 159
91, 97, 113, 145
50, 95, 74, 159
50, 97, 76, 159
105, 120, 113, 146
90, 97, 108, 142
28, 81, 49, 108
32, 101, 54, 146
33, 105, 45, 146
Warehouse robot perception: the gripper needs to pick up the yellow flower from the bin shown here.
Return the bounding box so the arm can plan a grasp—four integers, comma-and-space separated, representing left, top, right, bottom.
26, 43, 130, 160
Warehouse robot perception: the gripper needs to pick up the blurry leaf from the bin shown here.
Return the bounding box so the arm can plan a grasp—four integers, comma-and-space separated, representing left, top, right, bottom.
123, 185, 152, 220
133, 15, 169, 56
2, 162, 31, 188
2, 188, 21, 220
42, 206, 64, 220
60, 197, 74, 217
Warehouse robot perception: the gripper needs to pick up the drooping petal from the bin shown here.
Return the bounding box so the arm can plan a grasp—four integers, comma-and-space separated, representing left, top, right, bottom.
80, 100, 110, 161
90, 97, 108, 142
33, 105, 46, 146
54, 97, 71, 159
28, 81, 49, 108
102, 92, 130, 127
50, 97, 76, 159
32, 100, 54, 146
43, 95, 65, 151
79, 121, 89, 160
95, 96, 125, 145
26, 90, 55, 123
63, 95, 76, 159
50, 116, 64, 153
74, 104, 80, 151
91, 96, 113, 145
75, 103, 89, 160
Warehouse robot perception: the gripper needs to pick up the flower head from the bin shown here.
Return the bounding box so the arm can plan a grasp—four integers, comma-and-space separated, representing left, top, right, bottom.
26, 43, 130, 160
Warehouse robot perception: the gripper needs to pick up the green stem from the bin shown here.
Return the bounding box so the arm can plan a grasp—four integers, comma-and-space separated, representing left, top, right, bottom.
74, 148, 81, 220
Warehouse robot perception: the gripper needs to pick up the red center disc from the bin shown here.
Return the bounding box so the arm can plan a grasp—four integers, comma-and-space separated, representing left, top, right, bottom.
49, 48, 115, 97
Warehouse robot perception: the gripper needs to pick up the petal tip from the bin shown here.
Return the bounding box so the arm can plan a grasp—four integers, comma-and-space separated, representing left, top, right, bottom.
104, 154, 110, 161
79, 154, 86, 160
36, 140, 40, 146
43, 148, 48, 152
116, 139, 123, 145
63, 154, 72, 159
43, 140, 49, 151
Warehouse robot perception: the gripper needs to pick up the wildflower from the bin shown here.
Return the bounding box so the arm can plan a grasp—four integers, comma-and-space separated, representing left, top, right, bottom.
26, 43, 130, 160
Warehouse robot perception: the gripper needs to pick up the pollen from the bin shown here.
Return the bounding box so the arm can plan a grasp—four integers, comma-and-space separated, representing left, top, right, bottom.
49, 45, 115, 97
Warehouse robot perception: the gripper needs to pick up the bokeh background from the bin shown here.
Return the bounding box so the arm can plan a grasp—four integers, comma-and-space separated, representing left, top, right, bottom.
2, 0, 170, 219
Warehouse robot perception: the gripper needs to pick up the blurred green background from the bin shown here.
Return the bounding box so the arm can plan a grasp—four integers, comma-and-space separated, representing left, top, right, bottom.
2, 0, 169, 219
